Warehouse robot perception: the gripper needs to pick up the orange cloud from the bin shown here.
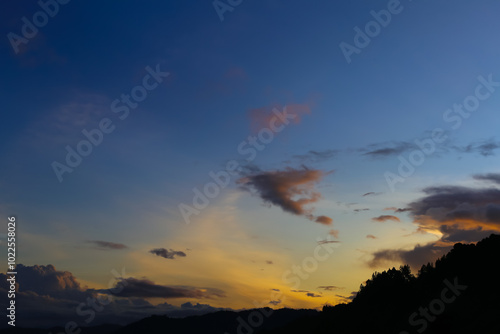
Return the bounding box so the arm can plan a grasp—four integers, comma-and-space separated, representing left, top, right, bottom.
238, 166, 333, 224
372, 215, 400, 223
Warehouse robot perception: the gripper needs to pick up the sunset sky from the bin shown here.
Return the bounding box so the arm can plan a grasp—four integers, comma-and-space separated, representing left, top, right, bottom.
2, 0, 500, 327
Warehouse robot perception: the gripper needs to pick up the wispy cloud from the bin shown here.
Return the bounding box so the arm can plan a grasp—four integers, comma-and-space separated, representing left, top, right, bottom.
86, 240, 128, 250
371, 215, 400, 223
318, 285, 342, 291
360, 141, 414, 158
362, 192, 381, 197
292, 149, 338, 163
454, 139, 500, 157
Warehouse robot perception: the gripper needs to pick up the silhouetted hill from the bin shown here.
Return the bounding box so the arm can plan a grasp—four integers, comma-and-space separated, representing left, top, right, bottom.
0, 324, 121, 334
114, 308, 318, 334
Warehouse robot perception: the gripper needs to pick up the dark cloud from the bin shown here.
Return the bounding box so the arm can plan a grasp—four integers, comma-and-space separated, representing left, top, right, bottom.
100, 277, 225, 299
266, 260, 274, 265
0, 264, 88, 301
291, 290, 322, 298
384, 207, 411, 213
317, 286, 342, 291
473, 173, 500, 185
292, 149, 338, 163
455, 139, 500, 157
150, 248, 187, 259
369, 178, 500, 271
395, 208, 411, 213
361, 141, 414, 158
0, 264, 228, 328
366, 234, 377, 239
306, 292, 322, 298
362, 192, 381, 197
372, 215, 400, 223
406, 185, 500, 225
237, 166, 333, 224
354, 208, 370, 213
269, 300, 281, 305
86, 240, 128, 250
368, 242, 451, 270
336, 291, 357, 302
439, 225, 495, 243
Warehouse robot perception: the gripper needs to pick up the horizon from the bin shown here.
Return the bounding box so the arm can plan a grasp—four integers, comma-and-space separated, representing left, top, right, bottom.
2, 0, 500, 329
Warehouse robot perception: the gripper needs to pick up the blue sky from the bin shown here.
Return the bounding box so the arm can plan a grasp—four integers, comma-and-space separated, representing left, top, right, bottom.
2, 0, 500, 327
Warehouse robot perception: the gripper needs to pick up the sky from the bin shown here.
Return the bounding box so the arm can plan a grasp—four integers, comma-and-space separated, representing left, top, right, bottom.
2, 0, 500, 328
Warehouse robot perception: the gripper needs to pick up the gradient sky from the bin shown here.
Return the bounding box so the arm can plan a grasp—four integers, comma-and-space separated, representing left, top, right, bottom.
2, 0, 500, 327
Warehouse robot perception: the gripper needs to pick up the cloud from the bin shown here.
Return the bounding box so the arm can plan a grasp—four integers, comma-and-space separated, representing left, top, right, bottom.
292, 149, 338, 163
361, 141, 414, 158
238, 166, 333, 224
369, 178, 500, 270
149, 248, 187, 259
473, 173, 500, 185
366, 234, 377, 239
362, 192, 381, 197
329, 229, 340, 239
86, 240, 128, 250
101, 277, 225, 299
317, 240, 340, 245
248, 103, 311, 133
315, 216, 333, 226
406, 185, 500, 229
0, 264, 228, 328
306, 292, 322, 298
455, 139, 500, 157
439, 225, 494, 243
291, 289, 322, 298
336, 291, 357, 301
367, 242, 451, 269
371, 215, 400, 223
266, 260, 274, 265
269, 300, 281, 305
317, 286, 342, 291
0, 264, 87, 300
354, 208, 370, 213
395, 208, 411, 213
